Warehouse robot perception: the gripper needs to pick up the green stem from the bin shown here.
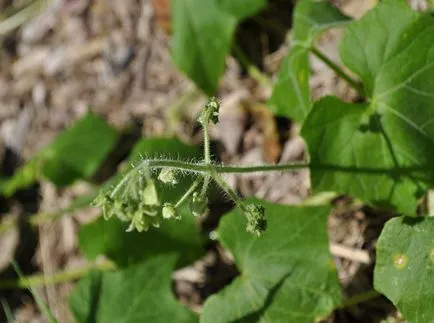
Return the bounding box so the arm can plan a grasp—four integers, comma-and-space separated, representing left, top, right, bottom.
310, 46, 364, 97
211, 170, 241, 206
231, 43, 273, 89
144, 159, 426, 176
203, 121, 211, 165
0, 261, 116, 290
201, 175, 210, 197
175, 177, 202, 208
339, 290, 381, 308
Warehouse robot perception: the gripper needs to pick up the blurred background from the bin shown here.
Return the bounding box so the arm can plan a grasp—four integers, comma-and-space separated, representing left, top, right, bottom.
0, 0, 432, 322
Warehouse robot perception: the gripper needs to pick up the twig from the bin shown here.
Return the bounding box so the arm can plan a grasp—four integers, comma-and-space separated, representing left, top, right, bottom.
330, 243, 371, 264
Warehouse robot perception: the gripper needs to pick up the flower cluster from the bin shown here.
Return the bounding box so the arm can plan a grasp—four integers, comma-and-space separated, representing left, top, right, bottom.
92, 172, 162, 232
241, 203, 267, 236
92, 97, 267, 236
92, 165, 211, 232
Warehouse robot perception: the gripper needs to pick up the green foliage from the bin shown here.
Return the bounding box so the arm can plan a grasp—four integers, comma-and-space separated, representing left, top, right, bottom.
302, 0, 434, 214
70, 255, 198, 323
171, 0, 266, 95
1, 112, 119, 195
374, 216, 434, 322
269, 0, 350, 122
201, 200, 340, 323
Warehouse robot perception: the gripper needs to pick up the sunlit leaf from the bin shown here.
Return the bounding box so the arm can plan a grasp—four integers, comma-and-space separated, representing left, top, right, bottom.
70, 255, 197, 323
201, 200, 340, 323
269, 0, 350, 122
302, 0, 434, 214
375, 216, 434, 322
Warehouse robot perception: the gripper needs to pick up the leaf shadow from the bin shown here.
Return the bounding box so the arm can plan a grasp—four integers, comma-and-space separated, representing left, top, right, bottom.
84, 271, 103, 323
234, 271, 292, 323
358, 112, 425, 210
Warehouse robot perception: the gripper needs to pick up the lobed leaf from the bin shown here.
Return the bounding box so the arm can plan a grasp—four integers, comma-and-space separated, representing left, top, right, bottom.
201, 200, 340, 323
70, 255, 197, 323
171, 0, 266, 95
302, 0, 434, 214
269, 0, 350, 122
374, 216, 434, 323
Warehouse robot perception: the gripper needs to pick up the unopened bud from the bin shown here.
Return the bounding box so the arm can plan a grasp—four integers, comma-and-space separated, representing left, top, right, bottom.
158, 169, 179, 185
162, 203, 179, 220
189, 192, 208, 217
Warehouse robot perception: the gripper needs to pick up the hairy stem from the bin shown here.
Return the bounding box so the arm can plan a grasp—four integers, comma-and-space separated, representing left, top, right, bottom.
211, 170, 241, 206
175, 177, 203, 208
144, 159, 426, 176
202, 118, 211, 166
310, 46, 364, 97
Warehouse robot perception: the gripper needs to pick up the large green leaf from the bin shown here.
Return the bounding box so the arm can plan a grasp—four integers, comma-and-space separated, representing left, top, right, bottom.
1, 112, 119, 195
301, 1, 434, 214
340, 0, 418, 96
70, 255, 197, 323
171, 0, 266, 95
269, 0, 350, 122
374, 216, 434, 323
79, 138, 202, 267
201, 200, 340, 323
41, 112, 119, 186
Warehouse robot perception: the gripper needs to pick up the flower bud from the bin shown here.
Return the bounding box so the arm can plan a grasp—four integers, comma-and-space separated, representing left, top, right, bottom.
92, 193, 116, 220
142, 180, 159, 206
126, 211, 150, 232
158, 169, 179, 185
162, 203, 179, 220
198, 97, 220, 125
189, 192, 208, 217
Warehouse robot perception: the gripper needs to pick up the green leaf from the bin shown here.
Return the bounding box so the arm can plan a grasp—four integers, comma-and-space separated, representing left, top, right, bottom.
171, 0, 266, 95
374, 216, 434, 323
340, 0, 418, 96
79, 138, 203, 267
41, 112, 119, 186
70, 255, 197, 323
302, 2, 434, 214
1, 112, 119, 195
201, 200, 340, 323
1, 159, 40, 197
269, 0, 350, 122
